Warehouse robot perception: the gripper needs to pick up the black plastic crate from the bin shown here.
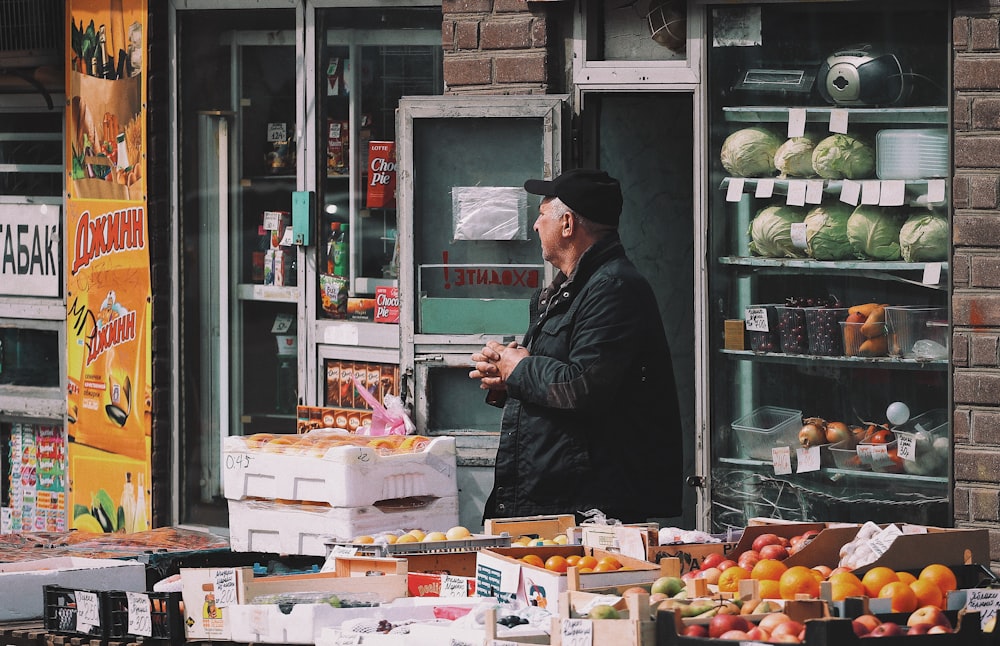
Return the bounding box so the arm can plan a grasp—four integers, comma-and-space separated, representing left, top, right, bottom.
43, 585, 183, 640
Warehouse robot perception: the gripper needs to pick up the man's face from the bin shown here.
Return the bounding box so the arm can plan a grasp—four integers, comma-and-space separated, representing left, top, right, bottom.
534, 197, 567, 264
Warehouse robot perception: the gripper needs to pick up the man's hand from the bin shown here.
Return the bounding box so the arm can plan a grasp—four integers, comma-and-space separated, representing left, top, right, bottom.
469, 340, 525, 390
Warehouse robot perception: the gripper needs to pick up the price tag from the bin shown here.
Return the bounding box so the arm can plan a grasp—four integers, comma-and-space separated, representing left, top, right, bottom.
726, 178, 745, 202
795, 446, 822, 473
966, 589, 1000, 631
213, 569, 238, 607
262, 211, 283, 231
860, 181, 881, 205
126, 591, 152, 637
279, 227, 295, 246
805, 180, 825, 204
790, 222, 808, 250
224, 453, 253, 471
440, 575, 469, 597
744, 307, 770, 332
75, 591, 101, 633
879, 180, 906, 206
787, 109, 806, 138
922, 262, 942, 285
896, 432, 916, 461
267, 122, 287, 142
869, 524, 903, 558
755, 178, 775, 198
829, 109, 850, 134
272, 313, 294, 333
560, 618, 593, 646
772, 446, 792, 475
840, 179, 861, 206
786, 180, 806, 206
856, 444, 875, 465
868, 444, 893, 468
927, 179, 946, 203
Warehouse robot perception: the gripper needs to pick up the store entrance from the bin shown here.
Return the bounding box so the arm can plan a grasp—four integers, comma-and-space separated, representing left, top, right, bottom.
580, 92, 697, 530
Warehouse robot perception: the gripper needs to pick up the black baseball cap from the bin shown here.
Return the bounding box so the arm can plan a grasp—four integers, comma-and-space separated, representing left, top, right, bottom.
523, 168, 623, 227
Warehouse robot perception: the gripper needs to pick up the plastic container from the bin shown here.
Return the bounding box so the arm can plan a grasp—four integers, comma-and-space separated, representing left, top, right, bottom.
731, 406, 803, 461
884, 306, 947, 358
825, 441, 868, 471
876, 128, 949, 179
775, 305, 808, 354
745, 303, 781, 352
841, 321, 887, 357
804, 307, 848, 356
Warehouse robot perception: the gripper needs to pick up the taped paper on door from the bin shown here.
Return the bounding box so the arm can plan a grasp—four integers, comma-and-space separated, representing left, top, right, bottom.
452, 187, 527, 241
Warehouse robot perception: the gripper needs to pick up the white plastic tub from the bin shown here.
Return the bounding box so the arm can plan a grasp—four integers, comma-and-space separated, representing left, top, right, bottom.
876, 129, 948, 179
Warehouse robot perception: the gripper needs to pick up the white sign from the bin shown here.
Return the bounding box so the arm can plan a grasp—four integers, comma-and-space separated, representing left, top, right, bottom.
560, 618, 594, 646
796, 446, 821, 473
772, 446, 792, 475
0, 203, 60, 297
966, 589, 1000, 631
213, 568, 238, 607
126, 591, 153, 637
440, 575, 469, 597
267, 122, 287, 142
75, 590, 101, 633
744, 307, 770, 332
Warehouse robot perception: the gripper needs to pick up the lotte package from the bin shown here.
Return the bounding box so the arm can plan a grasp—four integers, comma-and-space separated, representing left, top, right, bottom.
366, 141, 396, 209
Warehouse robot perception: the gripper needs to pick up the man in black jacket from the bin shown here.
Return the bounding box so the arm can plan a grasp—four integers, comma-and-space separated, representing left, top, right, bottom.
470, 168, 683, 524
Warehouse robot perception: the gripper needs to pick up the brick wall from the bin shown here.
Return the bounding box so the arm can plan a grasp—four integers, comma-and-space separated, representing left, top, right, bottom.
953, 0, 1000, 563
441, 0, 551, 94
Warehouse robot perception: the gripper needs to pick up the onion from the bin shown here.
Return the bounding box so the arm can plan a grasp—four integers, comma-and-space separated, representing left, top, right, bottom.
825, 421, 851, 444
799, 417, 828, 448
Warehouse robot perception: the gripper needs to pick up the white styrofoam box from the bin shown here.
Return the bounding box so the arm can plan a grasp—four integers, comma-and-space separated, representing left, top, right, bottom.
228, 495, 460, 556
0, 557, 146, 621
223, 435, 457, 507
230, 596, 484, 644
876, 128, 949, 179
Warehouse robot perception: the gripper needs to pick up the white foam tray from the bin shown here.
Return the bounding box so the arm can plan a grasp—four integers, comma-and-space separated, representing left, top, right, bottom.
228, 495, 460, 556
223, 435, 457, 507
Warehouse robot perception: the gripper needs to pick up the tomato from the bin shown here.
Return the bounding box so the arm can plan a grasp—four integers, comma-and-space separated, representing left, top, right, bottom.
868, 429, 893, 444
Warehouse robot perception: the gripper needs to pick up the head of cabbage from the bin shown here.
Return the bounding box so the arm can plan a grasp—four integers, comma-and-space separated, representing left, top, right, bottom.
847, 206, 904, 260
804, 203, 854, 260
748, 205, 808, 258
899, 212, 949, 262
812, 134, 875, 180
721, 127, 782, 178
775, 134, 819, 178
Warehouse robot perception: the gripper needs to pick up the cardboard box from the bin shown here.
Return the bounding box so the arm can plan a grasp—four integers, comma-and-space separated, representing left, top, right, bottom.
581, 523, 659, 561
408, 571, 476, 597
223, 435, 457, 508
228, 495, 460, 556
0, 557, 146, 621
647, 541, 737, 574
475, 545, 662, 616
484, 514, 577, 542
180, 567, 249, 641
243, 556, 407, 604
550, 590, 654, 646
375, 286, 400, 324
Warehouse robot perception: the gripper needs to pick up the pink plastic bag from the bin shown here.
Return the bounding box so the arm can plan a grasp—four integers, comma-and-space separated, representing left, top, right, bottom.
350, 375, 415, 436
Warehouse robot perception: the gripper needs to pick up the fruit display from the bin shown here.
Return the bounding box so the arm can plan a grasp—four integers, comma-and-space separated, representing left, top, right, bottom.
843, 302, 889, 357
234, 430, 433, 455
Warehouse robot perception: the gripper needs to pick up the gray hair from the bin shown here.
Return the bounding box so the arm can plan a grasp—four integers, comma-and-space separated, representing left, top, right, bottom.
548, 197, 616, 235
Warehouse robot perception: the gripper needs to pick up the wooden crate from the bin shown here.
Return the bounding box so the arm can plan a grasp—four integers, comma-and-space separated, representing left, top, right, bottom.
485, 514, 576, 541
551, 590, 654, 646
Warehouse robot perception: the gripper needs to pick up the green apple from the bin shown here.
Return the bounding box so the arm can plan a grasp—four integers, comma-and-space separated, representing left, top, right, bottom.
651, 575, 684, 597
588, 604, 620, 620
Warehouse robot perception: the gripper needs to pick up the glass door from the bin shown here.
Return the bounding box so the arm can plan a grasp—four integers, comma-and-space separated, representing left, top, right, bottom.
705, 1, 951, 531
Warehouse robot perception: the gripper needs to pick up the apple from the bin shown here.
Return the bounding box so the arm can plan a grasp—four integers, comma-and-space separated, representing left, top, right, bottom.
854, 614, 882, 634
759, 544, 790, 560
697, 567, 722, 585
770, 620, 805, 640
738, 549, 761, 570
717, 559, 738, 571
746, 626, 770, 640
701, 552, 726, 570
829, 566, 853, 577
907, 605, 952, 629
757, 612, 792, 633
851, 620, 871, 637
650, 575, 684, 597
928, 625, 954, 634
869, 621, 904, 637
708, 614, 751, 638
648, 592, 668, 604
719, 630, 751, 639
771, 635, 802, 644
681, 569, 699, 581
908, 624, 932, 635
752, 533, 784, 553
683, 624, 708, 637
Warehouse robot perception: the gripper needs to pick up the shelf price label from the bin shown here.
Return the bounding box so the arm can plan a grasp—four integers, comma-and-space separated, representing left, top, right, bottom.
225, 453, 253, 471
966, 589, 1000, 632
126, 591, 153, 637
744, 307, 770, 332
896, 432, 916, 461
772, 446, 792, 475
796, 446, 821, 473
75, 591, 101, 633
726, 178, 745, 202
755, 178, 775, 198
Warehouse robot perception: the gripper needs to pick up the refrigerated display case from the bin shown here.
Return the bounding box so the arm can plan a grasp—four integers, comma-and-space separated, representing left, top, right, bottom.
705, 1, 951, 531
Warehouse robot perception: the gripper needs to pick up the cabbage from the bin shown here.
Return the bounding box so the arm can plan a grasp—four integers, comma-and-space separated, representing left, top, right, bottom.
899, 212, 949, 262
804, 203, 854, 260
847, 206, 904, 260
774, 134, 819, 178
811, 134, 875, 180
748, 205, 808, 258
720, 127, 782, 178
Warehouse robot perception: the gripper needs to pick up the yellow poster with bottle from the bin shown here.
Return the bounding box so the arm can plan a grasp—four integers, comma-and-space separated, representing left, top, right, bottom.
66, 0, 150, 533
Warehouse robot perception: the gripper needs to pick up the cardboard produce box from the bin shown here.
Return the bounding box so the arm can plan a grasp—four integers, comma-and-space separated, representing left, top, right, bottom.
484, 514, 576, 542
0, 557, 146, 621
648, 541, 738, 574
180, 567, 249, 641
475, 545, 662, 616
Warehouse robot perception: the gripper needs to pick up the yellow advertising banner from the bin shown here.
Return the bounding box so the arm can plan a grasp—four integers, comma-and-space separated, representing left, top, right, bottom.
66, 0, 151, 534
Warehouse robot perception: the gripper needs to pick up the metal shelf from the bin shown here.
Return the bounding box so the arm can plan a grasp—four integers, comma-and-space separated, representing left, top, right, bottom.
722, 106, 948, 124
718, 256, 944, 272
721, 349, 948, 370
718, 457, 947, 485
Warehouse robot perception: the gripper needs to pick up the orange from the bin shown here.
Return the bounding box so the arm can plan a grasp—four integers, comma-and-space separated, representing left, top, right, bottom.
544, 555, 569, 573
909, 578, 944, 609
861, 566, 899, 598
828, 571, 866, 601
565, 554, 581, 567
877, 581, 919, 613
919, 564, 958, 597
597, 556, 623, 571
577, 555, 599, 570
577, 567, 594, 573
896, 571, 917, 585
717, 566, 751, 593
757, 579, 781, 600
750, 558, 788, 582
779, 565, 821, 600
521, 554, 544, 568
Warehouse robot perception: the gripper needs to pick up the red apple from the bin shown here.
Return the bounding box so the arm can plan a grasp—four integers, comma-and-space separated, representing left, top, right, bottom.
908, 624, 932, 635
683, 624, 708, 637
752, 533, 784, 553
717, 559, 738, 571
682, 569, 699, 581
701, 552, 725, 569
720, 630, 751, 639
757, 612, 792, 633
869, 621, 903, 637
771, 635, 802, 644
697, 566, 722, 585
746, 626, 770, 640
829, 566, 854, 576
854, 614, 882, 633
928, 625, 953, 634
907, 605, 952, 629
851, 619, 871, 637
737, 549, 761, 570
759, 544, 790, 560
770, 620, 805, 640
708, 614, 751, 638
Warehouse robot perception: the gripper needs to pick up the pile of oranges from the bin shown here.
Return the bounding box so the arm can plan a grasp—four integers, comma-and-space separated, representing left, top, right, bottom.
519, 553, 624, 573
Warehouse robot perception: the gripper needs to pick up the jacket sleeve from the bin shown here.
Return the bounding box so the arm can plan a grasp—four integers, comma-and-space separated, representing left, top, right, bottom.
505, 274, 647, 411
